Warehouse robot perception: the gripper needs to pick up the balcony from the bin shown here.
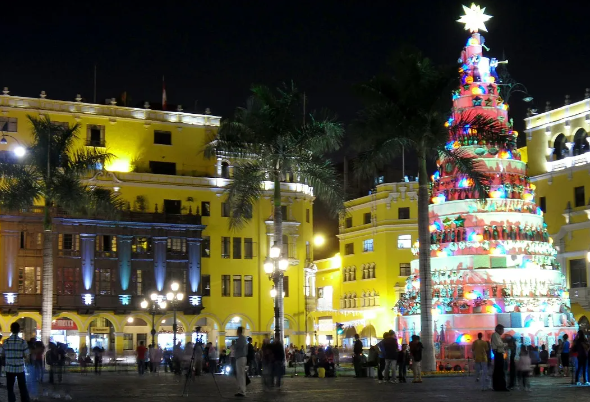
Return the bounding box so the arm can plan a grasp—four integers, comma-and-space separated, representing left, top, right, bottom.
4, 207, 202, 226
570, 287, 590, 309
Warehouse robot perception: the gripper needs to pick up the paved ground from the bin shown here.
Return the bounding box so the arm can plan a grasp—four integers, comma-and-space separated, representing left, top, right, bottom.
4, 371, 590, 402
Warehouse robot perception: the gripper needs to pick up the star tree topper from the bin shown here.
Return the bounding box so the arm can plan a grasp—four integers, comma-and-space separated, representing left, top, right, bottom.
457, 3, 492, 33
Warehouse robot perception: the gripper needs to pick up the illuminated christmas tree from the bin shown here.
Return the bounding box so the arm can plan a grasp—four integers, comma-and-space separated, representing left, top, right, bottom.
398, 3, 576, 360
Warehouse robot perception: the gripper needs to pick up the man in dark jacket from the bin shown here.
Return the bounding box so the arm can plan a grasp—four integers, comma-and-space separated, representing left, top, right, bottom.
353, 334, 363, 378
383, 331, 399, 382
246, 338, 256, 376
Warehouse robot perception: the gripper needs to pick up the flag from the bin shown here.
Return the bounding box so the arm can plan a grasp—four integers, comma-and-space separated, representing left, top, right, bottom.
121, 91, 127, 106
162, 76, 167, 110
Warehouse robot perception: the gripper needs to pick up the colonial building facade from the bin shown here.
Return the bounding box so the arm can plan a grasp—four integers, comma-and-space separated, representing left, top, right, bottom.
0, 90, 313, 354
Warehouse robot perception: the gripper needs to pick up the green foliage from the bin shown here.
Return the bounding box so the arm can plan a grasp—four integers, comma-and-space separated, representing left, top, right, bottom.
205, 82, 345, 229
0, 115, 121, 221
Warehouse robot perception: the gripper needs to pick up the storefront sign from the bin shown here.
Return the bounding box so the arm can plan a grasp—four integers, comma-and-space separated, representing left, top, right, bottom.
52, 319, 78, 331
91, 326, 110, 334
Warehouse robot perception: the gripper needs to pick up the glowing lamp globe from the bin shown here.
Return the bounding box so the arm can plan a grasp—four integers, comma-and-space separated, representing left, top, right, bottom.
159, 301, 167, 309
14, 146, 26, 157
150, 292, 158, 301
269, 244, 281, 259
177, 293, 184, 301
171, 282, 180, 292
278, 258, 289, 271
166, 292, 174, 301
263, 260, 273, 274
270, 288, 277, 298
140, 300, 148, 309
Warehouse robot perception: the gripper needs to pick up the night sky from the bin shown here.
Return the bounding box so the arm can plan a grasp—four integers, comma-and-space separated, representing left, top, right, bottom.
3, 0, 590, 257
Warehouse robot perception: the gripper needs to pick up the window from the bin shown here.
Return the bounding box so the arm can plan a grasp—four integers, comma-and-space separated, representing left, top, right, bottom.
221, 202, 231, 217
132, 237, 152, 253
202, 275, 211, 296
20, 232, 25, 249
18, 267, 41, 294
137, 333, 147, 346
221, 162, 230, 179
201, 202, 210, 216
398, 235, 412, 249
244, 238, 253, 259
244, 275, 253, 297
167, 238, 186, 253
149, 161, 176, 175
364, 212, 372, 224
571, 259, 588, 288
99, 235, 116, 252
283, 276, 289, 297
123, 334, 134, 350
400, 263, 411, 276
221, 237, 230, 258
375, 175, 385, 185
306, 241, 311, 260
57, 267, 79, 295
0, 117, 17, 132
540, 196, 546, 213
221, 275, 230, 297
58, 234, 79, 255
281, 205, 288, 220
345, 243, 354, 255
95, 268, 113, 295
363, 239, 374, 252
345, 217, 352, 228
154, 130, 172, 145
398, 207, 410, 219
233, 275, 242, 297
306, 209, 310, 223
233, 237, 242, 259
201, 236, 210, 258
136, 270, 143, 295
575, 186, 586, 208
86, 124, 105, 147
282, 235, 289, 257
164, 199, 181, 214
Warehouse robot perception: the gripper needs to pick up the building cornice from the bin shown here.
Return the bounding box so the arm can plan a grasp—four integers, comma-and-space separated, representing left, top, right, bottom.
338, 223, 418, 240
525, 97, 590, 130
530, 162, 590, 182
0, 94, 221, 128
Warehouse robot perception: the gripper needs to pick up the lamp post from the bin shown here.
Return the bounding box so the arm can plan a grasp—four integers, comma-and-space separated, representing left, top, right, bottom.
167, 281, 184, 348
264, 242, 289, 342
0, 131, 27, 158
141, 292, 167, 347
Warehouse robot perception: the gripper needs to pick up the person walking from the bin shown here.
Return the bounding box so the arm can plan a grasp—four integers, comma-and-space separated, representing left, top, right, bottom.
4, 322, 30, 402
136, 341, 147, 375
353, 334, 363, 378
376, 333, 387, 383
247, 337, 256, 377
574, 330, 589, 385
383, 331, 399, 383
562, 334, 571, 378
491, 324, 509, 391
516, 345, 532, 391
409, 335, 424, 383
208, 343, 218, 374
234, 327, 248, 397
271, 335, 285, 388
472, 332, 490, 390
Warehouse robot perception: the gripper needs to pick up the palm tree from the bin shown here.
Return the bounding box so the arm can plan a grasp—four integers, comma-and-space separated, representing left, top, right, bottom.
0, 116, 118, 345
205, 82, 344, 342
353, 51, 505, 371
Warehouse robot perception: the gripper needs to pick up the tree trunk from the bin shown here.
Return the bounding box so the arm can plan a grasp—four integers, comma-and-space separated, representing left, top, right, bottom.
417, 152, 435, 372
272, 176, 285, 345
41, 204, 53, 346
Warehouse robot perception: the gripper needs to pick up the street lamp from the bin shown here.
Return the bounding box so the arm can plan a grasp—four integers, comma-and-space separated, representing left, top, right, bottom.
0, 131, 27, 158
167, 281, 184, 349
264, 242, 289, 341
141, 293, 166, 347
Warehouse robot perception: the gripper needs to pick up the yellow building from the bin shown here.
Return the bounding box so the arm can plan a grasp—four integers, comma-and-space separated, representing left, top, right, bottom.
524, 95, 590, 329
311, 181, 418, 347
0, 90, 313, 354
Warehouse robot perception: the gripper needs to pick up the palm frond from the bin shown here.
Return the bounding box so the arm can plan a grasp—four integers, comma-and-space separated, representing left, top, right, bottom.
49, 173, 89, 215
439, 147, 489, 200
66, 148, 114, 175
225, 162, 266, 230
298, 159, 345, 217
85, 187, 125, 219
296, 113, 344, 155
0, 164, 40, 210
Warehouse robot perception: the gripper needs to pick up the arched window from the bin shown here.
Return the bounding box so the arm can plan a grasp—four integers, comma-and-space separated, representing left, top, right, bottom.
553, 134, 567, 160
221, 162, 230, 178
573, 129, 589, 156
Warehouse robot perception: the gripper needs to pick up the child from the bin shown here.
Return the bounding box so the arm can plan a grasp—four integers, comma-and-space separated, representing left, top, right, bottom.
410, 335, 424, 383
398, 344, 409, 383
516, 345, 532, 391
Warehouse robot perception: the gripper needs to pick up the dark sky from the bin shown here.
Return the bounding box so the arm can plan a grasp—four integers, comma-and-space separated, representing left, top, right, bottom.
3, 0, 590, 258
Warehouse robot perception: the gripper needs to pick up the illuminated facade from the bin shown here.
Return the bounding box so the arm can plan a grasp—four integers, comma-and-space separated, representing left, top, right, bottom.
524, 92, 590, 330
311, 182, 419, 347
0, 91, 313, 353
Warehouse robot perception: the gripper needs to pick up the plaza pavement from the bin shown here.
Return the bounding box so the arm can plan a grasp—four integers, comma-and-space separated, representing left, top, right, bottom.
6, 370, 590, 402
